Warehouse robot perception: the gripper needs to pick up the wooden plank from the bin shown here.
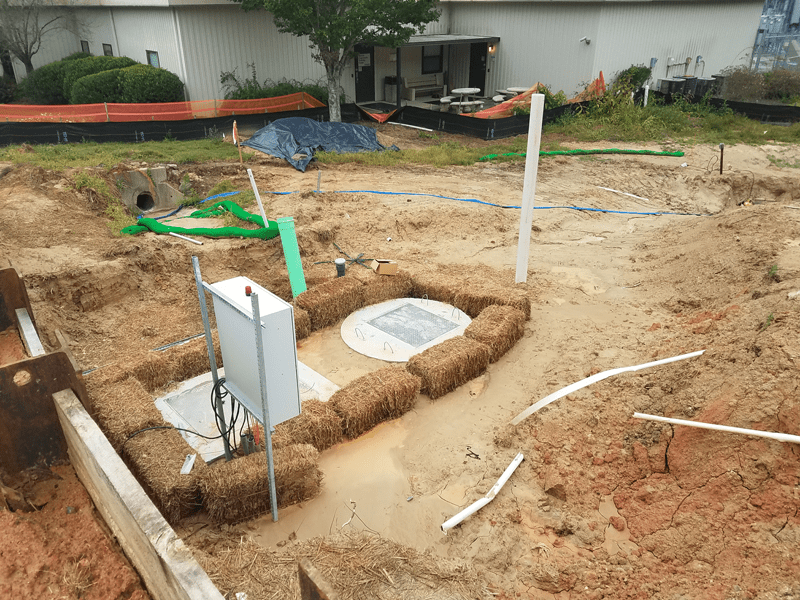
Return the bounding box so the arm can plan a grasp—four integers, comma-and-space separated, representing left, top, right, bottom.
299, 558, 340, 600
15, 307, 45, 357
53, 389, 224, 600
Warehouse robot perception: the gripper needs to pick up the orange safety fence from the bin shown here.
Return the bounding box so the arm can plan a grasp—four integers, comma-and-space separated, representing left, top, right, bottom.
473, 72, 606, 120
0, 92, 326, 123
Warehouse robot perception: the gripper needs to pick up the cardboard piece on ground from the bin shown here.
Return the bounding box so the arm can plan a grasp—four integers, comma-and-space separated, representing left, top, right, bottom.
371, 259, 398, 276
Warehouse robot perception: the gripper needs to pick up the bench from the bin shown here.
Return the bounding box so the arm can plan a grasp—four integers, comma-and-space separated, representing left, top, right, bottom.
401, 73, 447, 101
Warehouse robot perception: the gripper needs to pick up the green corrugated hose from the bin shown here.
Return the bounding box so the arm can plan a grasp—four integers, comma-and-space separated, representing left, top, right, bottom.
120, 200, 280, 239
479, 148, 685, 161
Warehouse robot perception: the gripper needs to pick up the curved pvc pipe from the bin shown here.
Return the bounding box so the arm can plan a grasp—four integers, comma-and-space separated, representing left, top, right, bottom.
511, 350, 705, 425
441, 452, 524, 533
633, 413, 800, 444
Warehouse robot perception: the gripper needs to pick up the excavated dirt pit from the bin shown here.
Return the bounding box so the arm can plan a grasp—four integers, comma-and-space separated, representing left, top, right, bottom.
1, 126, 799, 600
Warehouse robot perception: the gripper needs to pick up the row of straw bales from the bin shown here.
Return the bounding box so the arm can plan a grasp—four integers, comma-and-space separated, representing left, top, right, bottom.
85, 268, 530, 527
294, 269, 530, 338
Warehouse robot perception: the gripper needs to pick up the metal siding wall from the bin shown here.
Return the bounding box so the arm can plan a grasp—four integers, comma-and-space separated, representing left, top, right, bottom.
16, 9, 82, 78
449, 2, 600, 95
593, 2, 764, 84
422, 3, 450, 35
111, 8, 182, 78
74, 9, 117, 57
177, 6, 329, 102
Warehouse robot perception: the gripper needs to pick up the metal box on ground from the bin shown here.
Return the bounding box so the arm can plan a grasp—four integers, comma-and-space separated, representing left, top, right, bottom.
210, 276, 301, 426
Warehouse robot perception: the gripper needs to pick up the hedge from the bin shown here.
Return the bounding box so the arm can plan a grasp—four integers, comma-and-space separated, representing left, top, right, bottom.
18, 61, 71, 104
70, 68, 124, 105
118, 64, 184, 103
70, 64, 184, 104
62, 56, 138, 100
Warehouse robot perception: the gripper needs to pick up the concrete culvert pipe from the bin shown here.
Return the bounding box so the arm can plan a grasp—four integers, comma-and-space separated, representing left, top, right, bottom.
137, 192, 155, 212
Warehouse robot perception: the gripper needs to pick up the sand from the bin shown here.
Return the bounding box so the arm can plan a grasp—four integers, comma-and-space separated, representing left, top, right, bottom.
2, 123, 799, 599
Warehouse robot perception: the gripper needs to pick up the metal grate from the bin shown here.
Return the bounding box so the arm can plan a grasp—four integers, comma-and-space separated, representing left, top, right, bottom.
368, 303, 459, 347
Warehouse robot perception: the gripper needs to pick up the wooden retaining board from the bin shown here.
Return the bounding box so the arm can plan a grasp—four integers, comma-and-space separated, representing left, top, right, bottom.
53, 389, 223, 600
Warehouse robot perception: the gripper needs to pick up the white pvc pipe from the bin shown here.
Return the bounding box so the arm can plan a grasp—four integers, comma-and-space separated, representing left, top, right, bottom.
515, 94, 545, 284
633, 413, 800, 444
168, 231, 203, 245
247, 168, 269, 229
597, 186, 650, 202
511, 350, 705, 425
644, 85, 650, 107
441, 452, 524, 533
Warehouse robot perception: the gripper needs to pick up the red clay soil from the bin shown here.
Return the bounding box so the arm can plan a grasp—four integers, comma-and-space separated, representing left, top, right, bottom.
0, 464, 150, 600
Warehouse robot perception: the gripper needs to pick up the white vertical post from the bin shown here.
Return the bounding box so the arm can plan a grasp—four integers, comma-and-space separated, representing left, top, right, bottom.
515, 93, 545, 284
247, 168, 269, 229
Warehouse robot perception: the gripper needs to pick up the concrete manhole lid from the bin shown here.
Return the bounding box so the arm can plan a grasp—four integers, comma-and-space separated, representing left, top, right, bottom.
341, 298, 470, 362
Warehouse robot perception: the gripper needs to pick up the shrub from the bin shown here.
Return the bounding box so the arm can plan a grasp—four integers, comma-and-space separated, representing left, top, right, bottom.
220, 64, 335, 105
718, 66, 765, 102
614, 64, 651, 90
763, 69, 800, 102
62, 56, 138, 100
18, 60, 71, 104
63, 51, 93, 61
0, 79, 14, 104
118, 64, 184, 103
70, 68, 124, 104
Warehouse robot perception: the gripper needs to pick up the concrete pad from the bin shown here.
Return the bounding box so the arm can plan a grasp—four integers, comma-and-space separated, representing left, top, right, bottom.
155, 363, 339, 462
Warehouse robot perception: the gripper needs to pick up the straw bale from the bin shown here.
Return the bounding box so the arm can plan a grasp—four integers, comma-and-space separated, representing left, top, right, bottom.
293, 306, 311, 341
200, 444, 321, 524
409, 272, 460, 305
464, 304, 527, 363
362, 270, 413, 307
454, 286, 531, 320
171, 333, 223, 382
192, 531, 491, 600
406, 336, 491, 399
268, 399, 343, 451
294, 277, 364, 330
89, 377, 168, 450
84, 364, 132, 412
330, 367, 420, 438
123, 427, 207, 523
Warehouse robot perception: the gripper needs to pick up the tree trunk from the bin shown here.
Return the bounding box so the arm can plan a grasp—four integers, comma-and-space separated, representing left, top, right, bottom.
22, 58, 34, 75
325, 67, 341, 123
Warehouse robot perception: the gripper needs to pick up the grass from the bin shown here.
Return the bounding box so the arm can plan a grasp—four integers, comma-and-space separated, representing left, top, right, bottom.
767, 154, 800, 169
0, 138, 250, 171
73, 172, 137, 234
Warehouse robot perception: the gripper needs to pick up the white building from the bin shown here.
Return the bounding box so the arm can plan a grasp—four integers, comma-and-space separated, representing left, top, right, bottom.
15, 0, 764, 103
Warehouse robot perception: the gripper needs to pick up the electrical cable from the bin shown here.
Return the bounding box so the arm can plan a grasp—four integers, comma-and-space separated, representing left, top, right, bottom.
121, 425, 229, 449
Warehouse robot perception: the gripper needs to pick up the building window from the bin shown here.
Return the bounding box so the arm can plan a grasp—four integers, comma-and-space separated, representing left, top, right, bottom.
422, 45, 442, 74
146, 50, 160, 68
80, 40, 90, 54
103, 44, 113, 57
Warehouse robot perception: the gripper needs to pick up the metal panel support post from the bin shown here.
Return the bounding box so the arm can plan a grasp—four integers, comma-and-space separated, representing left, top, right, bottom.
191, 256, 232, 461
250, 291, 279, 522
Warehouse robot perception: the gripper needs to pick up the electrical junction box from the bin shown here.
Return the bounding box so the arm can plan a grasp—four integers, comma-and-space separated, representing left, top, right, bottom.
209, 276, 300, 427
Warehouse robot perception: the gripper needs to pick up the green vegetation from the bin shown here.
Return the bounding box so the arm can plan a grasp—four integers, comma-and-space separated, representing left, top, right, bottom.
0, 139, 249, 170
62, 56, 139, 101
72, 172, 137, 234
511, 85, 568, 114
760, 312, 775, 332
767, 153, 800, 168
767, 264, 780, 282
720, 66, 800, 105
220, 65, 336, 105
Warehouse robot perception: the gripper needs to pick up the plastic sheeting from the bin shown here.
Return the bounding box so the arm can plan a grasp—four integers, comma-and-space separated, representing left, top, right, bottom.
241, 117, 398, 171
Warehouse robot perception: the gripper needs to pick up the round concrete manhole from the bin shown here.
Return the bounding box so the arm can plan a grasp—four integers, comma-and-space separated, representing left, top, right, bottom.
136, 192, 155, 211
341, 298, 470, 362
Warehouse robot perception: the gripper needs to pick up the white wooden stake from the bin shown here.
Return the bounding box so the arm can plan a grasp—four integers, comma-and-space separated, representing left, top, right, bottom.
515, 93, 545, 283
247, 168, 269, 229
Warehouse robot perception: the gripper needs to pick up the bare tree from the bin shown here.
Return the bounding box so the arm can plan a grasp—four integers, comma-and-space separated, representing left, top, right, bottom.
0, 0, 71, 75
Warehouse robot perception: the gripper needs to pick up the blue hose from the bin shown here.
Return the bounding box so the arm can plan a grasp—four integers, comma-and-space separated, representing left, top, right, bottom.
141, 187, 709, 221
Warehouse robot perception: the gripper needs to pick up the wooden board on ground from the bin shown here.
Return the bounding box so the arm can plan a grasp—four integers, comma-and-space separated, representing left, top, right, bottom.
53, 388, 224, 600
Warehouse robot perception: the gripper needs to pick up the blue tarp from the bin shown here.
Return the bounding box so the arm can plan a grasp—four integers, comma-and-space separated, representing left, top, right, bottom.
241, 117, 398, 172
